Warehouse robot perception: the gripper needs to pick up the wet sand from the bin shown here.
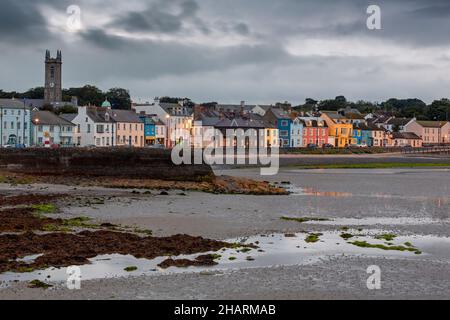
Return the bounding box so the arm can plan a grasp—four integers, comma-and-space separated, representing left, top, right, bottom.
1, 166, 450, 299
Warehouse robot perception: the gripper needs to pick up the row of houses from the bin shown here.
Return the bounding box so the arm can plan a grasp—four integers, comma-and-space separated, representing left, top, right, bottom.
1, 98, 449, 149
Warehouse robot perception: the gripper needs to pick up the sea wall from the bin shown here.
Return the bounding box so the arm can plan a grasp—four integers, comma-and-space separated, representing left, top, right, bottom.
0, 148, 214, 182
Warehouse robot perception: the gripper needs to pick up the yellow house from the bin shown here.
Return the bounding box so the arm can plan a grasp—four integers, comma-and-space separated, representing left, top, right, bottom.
108, 110, 145, 147
320, 112, 354, 147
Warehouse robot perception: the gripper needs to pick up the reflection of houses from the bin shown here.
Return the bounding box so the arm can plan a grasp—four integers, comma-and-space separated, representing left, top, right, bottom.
0, 99, 32, 146
403, 119, 450, 145
391, 132, 423, 147
31, 111, 75, 147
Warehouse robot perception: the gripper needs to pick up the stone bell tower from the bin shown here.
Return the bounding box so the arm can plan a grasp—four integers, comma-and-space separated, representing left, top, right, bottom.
44, 50, 62, 105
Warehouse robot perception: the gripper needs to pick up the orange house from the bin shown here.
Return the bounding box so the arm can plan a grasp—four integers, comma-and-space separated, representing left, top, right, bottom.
320, 112, 354, 147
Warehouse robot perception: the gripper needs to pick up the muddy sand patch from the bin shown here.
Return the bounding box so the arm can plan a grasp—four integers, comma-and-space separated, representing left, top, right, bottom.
0, 171, 287, 195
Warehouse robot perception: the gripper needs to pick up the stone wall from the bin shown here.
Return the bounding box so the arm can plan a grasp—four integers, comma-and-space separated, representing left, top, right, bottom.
0, 148, 214, 182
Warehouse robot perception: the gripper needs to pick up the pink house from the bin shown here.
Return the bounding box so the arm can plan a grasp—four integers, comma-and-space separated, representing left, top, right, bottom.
404, 120, 450, 145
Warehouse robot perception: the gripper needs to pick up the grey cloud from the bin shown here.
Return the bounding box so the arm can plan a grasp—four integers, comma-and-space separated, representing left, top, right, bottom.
0, 0, 50, 44
111, 0, 199, 33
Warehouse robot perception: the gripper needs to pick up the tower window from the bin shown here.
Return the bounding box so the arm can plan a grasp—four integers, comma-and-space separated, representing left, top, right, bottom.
50, 66, 55, 79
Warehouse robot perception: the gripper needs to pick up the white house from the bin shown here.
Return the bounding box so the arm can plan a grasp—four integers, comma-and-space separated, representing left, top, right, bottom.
64, 106, 115, 147
0, 99, 32, 147
31, 111, 75, 146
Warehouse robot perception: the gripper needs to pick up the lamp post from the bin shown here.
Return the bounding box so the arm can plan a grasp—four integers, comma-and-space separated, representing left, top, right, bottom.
34, 118, 39, 147
166, 114, 171, 148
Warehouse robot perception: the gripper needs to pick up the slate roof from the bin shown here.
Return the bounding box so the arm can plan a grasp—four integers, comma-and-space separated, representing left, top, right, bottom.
416, 120, 449, 128
60, 113, 77, 122
386, 118, 412, 126
214, 117, 266, 129
86, 107, 111, 123
269, 108, 291, 119
160, 103, 193, 116
392, 132, 422, 140
0, 99, 33, 109
108, 110, 143, 123
31, 111, 75, 126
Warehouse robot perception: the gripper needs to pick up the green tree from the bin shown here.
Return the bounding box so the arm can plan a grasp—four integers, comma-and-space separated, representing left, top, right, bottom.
106, 88, 132, 110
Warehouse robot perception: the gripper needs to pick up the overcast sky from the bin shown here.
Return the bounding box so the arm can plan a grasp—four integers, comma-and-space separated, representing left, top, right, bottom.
1, 0, 450, 104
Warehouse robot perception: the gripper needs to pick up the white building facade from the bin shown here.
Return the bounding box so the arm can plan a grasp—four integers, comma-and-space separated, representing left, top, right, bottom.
0, 99, 32, 147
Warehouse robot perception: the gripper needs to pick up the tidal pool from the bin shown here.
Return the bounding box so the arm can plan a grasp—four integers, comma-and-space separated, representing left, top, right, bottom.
2, 230, 449, 286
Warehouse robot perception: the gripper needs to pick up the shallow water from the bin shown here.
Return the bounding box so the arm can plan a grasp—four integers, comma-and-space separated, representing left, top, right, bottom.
2, 230, 450, 286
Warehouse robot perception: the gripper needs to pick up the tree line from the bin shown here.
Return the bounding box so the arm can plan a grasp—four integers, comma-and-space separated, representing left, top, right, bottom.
0, 85, 132, 110
293, 96, 450, 121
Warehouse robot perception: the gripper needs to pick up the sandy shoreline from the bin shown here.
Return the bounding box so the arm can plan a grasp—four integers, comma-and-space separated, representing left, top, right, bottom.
1, 164, 450, 300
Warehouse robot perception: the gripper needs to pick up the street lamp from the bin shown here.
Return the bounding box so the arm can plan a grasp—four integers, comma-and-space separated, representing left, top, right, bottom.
166, 114, 171, 148
34, 118, 39, 147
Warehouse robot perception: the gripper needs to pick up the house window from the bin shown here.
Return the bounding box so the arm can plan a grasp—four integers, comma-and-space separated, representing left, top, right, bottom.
281, 120, 288, 127
87, 124, 91, 133
280, 130, 288, 137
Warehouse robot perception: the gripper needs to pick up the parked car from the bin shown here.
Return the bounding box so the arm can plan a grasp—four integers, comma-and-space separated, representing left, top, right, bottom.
306, 143, 318, 149
322, 143, 334, 149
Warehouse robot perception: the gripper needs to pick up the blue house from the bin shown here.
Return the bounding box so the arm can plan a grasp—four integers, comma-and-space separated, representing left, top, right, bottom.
263, 108, 292, 148
139, 115, 156, 145
352, 123, 373, 146
290, 118, 304, 147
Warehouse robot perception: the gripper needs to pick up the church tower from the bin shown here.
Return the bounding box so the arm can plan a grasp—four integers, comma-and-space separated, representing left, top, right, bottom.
44, 50, 62, 105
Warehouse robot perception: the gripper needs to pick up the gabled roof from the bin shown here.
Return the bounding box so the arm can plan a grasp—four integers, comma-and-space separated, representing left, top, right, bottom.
269, 108, 291, 120
386, 118, 412, 126
86, 107, 112, 123
214, 117, 266, 129
160, 103, 193, 116
353, 123, 381, 131
392, 132, 421, 140
416, 120, 449, 128
0, 99, 33, 110
108, 109, 142, 123
60, 113, 77, 122
31, 111, 75, 126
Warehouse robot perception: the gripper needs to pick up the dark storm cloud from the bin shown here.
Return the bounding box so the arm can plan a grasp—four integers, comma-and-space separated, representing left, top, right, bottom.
2, 0, 450, 103
0, 0, 49, 43
111, 0, 199, 33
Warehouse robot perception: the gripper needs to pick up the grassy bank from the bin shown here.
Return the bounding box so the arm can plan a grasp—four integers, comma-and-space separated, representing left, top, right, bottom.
293, 162, 450, 169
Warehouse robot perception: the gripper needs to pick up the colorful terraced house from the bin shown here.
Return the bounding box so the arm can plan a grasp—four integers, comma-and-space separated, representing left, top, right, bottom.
320, 111, 354, 147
